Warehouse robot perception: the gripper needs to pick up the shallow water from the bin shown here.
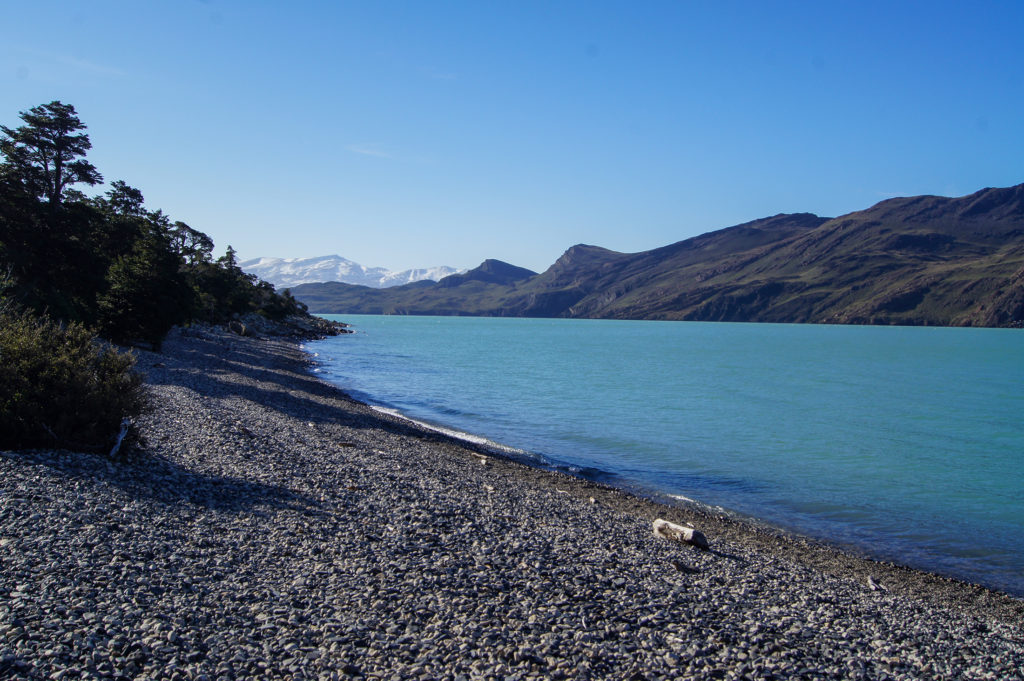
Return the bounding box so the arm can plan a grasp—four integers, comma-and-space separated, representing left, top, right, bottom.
308, 315, 1024, 596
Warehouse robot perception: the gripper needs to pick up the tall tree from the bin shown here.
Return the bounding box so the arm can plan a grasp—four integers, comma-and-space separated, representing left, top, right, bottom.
219, 244, 240, 270
169, 221, 214, 265
0, 101, 102, 205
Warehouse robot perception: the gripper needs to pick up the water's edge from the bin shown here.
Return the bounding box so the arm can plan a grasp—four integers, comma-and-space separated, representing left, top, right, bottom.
305, 316, 1024, 598
306, 348, 1024, 601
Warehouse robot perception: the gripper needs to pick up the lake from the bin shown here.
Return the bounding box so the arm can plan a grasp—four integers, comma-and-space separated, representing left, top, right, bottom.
307, 315, 1024, 596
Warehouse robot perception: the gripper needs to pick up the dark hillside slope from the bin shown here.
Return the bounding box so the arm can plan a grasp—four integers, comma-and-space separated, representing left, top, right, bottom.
436, 259, 536, 287
293, 185, 1024, 327
550, 214, 827, 319
291, 260, 535, 316
673, 185, 1024, 326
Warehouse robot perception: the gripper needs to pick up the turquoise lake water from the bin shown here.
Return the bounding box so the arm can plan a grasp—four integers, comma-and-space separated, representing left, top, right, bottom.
308, 315, 1024, 596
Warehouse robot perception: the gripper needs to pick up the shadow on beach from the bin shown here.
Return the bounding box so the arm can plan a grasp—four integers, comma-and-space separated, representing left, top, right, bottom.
141, 331, 499, 448
0, 446, 320, 517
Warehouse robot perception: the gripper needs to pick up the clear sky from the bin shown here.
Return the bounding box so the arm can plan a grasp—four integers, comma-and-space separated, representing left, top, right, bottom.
3, 1, 1023, 273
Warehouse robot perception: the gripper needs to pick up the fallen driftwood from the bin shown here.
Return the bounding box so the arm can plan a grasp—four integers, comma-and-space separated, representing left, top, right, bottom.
109, 418, 131, 458
653, 518, 709, 550
228, 320, 250, 337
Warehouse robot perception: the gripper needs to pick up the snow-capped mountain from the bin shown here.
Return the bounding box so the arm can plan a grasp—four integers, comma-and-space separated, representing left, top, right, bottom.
240, 255, 463, 289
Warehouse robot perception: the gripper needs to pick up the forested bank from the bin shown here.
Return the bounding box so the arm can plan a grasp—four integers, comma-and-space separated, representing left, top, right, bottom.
0, 101, 325, 452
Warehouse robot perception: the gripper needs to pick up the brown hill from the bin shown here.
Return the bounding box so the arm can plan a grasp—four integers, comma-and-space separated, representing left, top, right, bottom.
292, 185, 1024, 327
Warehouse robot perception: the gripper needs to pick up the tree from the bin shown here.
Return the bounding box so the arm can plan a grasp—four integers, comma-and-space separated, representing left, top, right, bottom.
169, 221, 214, 265
0, 101, 102, 205
97, 227, 192, 349
219, 244, 240, 270
1, 167, 108, 321
103, 180, 146, 217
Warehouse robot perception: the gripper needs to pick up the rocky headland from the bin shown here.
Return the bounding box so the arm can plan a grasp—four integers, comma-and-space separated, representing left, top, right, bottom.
1, 327, 1022, 680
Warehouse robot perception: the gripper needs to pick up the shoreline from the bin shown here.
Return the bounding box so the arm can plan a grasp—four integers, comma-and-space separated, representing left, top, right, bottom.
312, 366, 1024, 617
2, 326, 1022, 679
303, 330, 1024, 602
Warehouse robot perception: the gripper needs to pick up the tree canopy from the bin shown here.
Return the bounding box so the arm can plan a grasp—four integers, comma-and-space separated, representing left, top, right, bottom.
0, 101, 102, 205
0, 100, 308, 348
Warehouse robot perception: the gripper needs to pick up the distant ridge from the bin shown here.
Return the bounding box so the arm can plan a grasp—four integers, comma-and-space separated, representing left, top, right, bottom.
436, 259, 537, 287
292, 184, 1024, 328
240, 255, 462, 289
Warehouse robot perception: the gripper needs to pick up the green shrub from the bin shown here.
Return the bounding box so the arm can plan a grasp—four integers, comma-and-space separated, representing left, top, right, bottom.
0, 310, 145, 453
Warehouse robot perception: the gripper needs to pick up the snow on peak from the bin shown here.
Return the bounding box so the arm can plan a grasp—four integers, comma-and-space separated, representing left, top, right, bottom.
240, 255, 464, 289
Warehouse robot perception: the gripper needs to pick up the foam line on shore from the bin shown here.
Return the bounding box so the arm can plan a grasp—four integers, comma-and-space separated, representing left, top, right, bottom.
368, 404, 539, 459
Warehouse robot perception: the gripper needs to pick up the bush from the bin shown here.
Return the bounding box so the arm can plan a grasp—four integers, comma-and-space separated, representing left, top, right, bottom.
0, 310, 145, 453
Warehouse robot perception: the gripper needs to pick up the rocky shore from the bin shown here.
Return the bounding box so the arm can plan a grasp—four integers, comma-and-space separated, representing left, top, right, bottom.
2, 326, 1022, 680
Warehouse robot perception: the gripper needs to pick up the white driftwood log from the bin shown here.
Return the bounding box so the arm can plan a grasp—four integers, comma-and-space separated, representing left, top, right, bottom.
109, 418, 131, 458
653, 518, 709, 550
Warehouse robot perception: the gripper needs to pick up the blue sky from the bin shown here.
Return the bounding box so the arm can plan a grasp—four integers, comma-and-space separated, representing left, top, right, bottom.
3, 1, 1023, 272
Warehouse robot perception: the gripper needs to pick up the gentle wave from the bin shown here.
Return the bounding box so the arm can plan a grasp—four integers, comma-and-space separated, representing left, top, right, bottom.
367, 404, 551, 467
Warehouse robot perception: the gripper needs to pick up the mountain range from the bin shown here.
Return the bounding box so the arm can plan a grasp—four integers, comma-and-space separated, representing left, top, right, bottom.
240, 255, 462, 289
290, 184, 1024, 328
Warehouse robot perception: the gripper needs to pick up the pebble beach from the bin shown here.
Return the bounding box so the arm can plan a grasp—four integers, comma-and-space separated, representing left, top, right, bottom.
2, 326, 1022, 680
